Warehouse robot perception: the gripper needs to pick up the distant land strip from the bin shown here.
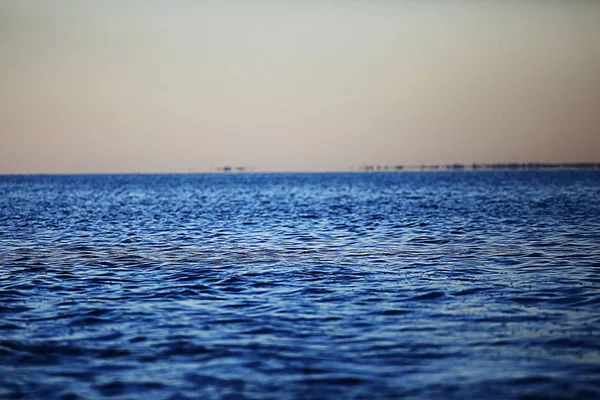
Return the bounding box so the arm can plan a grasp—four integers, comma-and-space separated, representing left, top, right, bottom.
210, 162, 600, 173
358, 162, 600, 172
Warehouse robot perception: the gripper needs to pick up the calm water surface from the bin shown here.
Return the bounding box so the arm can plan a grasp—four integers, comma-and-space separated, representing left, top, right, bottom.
1, 171, 600, 399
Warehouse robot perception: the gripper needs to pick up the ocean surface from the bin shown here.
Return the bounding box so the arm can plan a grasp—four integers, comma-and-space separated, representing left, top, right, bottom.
1, 171, 600, 399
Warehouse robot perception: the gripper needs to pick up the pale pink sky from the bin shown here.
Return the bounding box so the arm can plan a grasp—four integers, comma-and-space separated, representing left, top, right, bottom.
1, 1, 599, 173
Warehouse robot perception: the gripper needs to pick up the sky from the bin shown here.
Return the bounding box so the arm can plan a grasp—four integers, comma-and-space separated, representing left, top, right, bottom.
1, 1, 599, 173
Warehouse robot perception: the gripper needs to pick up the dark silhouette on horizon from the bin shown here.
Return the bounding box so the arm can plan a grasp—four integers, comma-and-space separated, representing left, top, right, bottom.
359, 162, 600, 172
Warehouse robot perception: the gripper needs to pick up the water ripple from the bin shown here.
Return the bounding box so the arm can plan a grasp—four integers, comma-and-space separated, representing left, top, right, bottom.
1, 171, 599, 399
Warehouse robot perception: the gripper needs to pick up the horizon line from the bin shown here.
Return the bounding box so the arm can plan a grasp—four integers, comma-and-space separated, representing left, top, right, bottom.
1, 161, 600, 176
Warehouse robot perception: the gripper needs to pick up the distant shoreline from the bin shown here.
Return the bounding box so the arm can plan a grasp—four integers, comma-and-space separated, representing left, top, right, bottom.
358, 162, 600, 173
2, 162, 600, 176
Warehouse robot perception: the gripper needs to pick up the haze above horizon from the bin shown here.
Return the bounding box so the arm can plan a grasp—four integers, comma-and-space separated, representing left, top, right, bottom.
1, 1, 599, 174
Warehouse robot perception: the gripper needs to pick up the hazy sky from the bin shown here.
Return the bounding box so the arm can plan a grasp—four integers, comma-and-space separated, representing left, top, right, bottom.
1, 1, 599, 173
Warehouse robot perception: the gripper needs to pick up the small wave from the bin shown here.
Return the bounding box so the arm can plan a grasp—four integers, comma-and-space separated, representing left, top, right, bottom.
409, 291, 445, 301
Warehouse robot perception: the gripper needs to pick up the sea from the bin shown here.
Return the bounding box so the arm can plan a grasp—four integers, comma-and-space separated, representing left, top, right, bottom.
1, 171, 599, 399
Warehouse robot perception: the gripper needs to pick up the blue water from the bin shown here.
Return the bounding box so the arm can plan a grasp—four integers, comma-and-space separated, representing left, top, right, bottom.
1, 171, 600, 399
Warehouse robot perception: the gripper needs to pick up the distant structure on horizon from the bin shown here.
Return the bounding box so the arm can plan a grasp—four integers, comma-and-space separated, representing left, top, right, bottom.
216, 166, 247, 173
360, 164, 404, 172
359, 162, 600, 172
